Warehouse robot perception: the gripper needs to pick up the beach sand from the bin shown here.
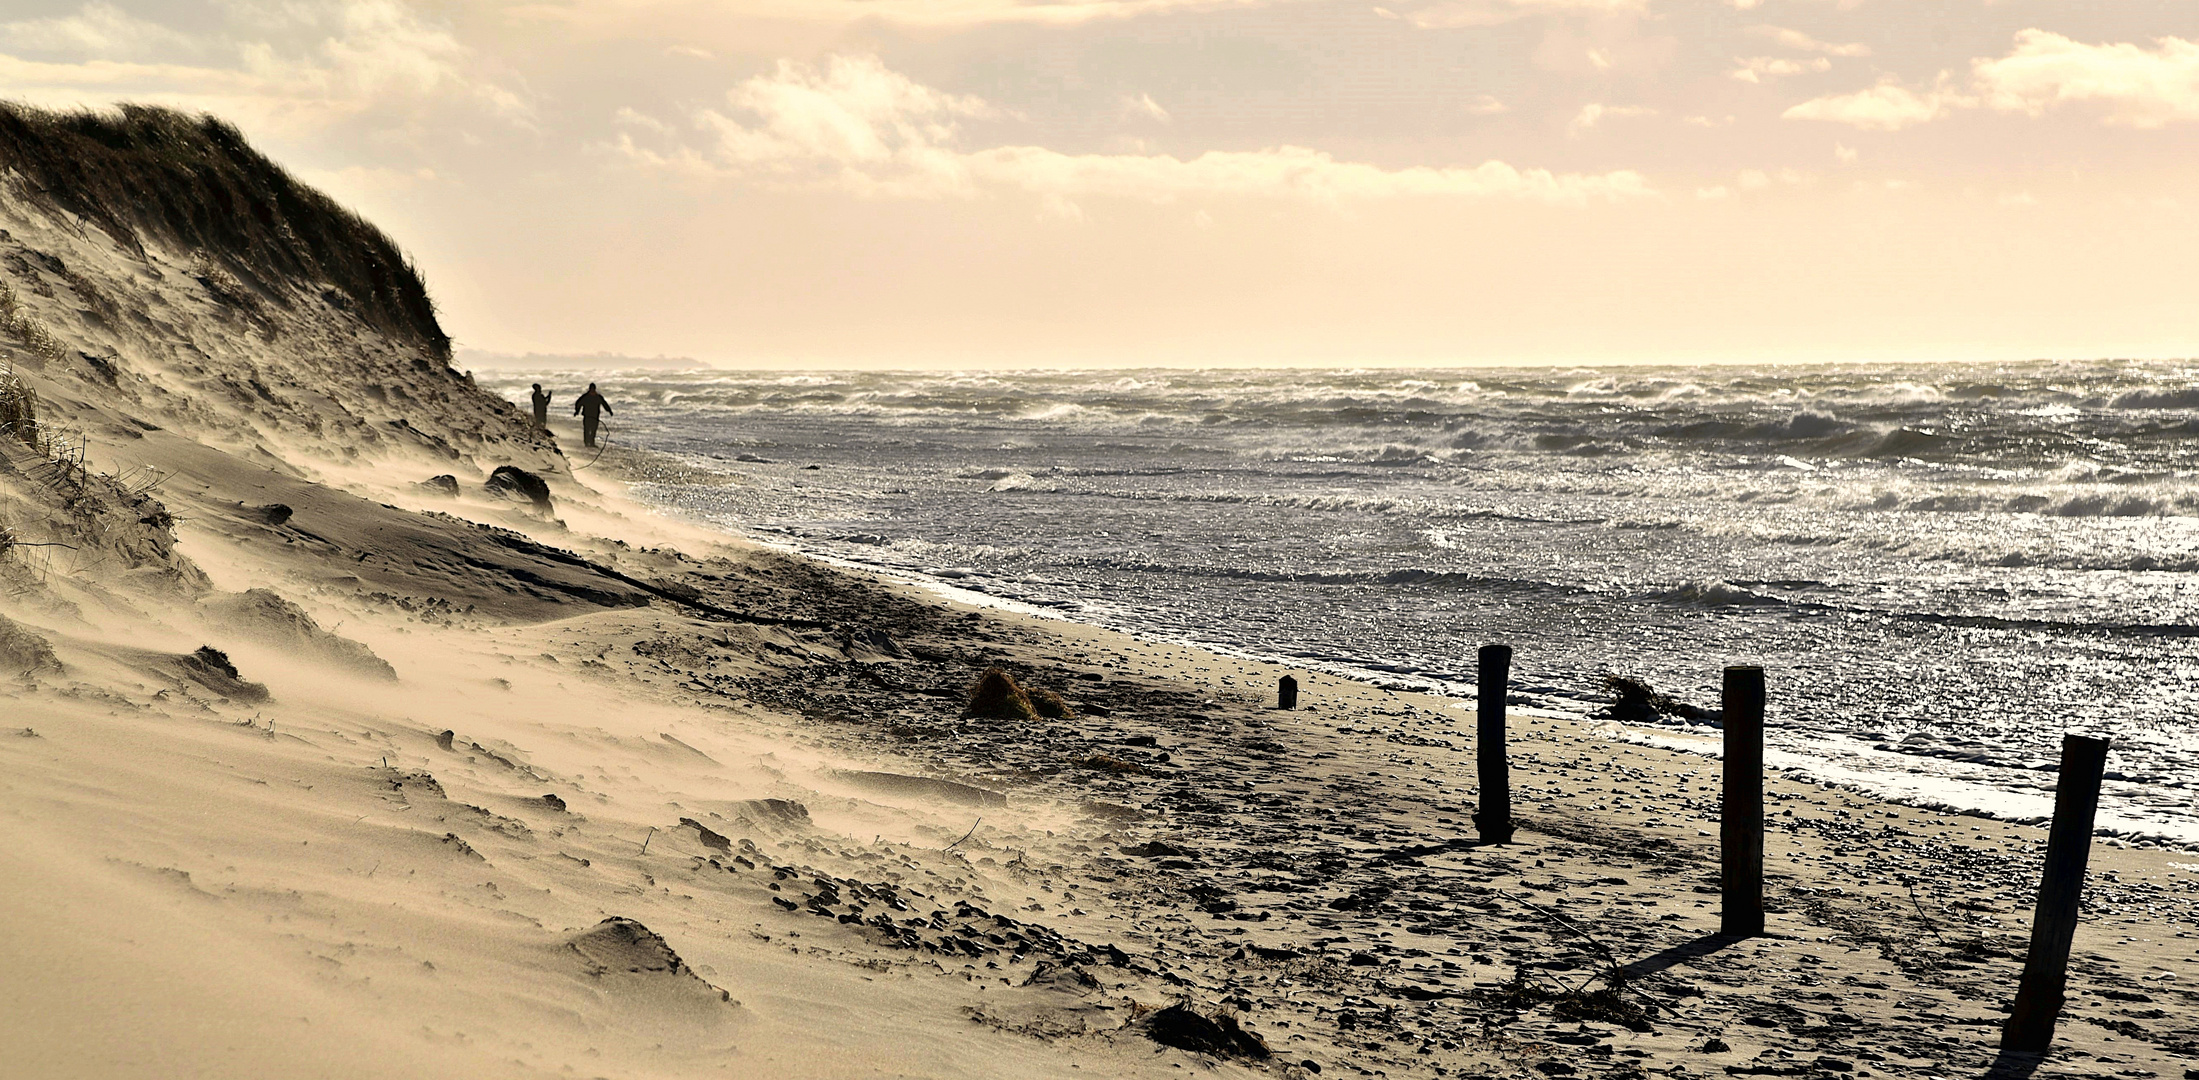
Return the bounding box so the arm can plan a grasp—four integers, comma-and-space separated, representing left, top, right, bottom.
1, 117, 2195, 1080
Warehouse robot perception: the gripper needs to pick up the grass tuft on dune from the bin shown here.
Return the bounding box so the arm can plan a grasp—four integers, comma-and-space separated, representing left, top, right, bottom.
0, 100, 448, 359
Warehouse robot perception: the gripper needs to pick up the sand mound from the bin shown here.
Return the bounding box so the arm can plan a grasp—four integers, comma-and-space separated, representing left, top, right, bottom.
0, 613, 61, 675
567, 917, 732, 1004
173, 645, 270, 702
197, 588, 396, 680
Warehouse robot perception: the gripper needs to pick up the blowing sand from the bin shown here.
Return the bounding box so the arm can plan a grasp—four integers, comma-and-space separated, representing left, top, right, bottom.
1, 108, 2195, 1080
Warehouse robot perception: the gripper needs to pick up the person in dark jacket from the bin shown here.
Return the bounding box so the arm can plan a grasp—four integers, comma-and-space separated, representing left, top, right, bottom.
573, 383, 613, 447
529, 383, 552, 429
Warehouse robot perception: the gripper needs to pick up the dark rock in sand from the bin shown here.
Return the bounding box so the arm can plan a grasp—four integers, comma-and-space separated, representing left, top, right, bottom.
1144, 1003, 1271, 1059
1122, 840, 1190, 858
435, 729, 455, 751
678, 816, 732, 851
541, 793, 566, 811
484, 465, 553, 514
1021, 960, 1100, 991
257, 503, 293, 526
738, 798, 810, 826
834, 769, 1006, 807
416, 474, 460, 496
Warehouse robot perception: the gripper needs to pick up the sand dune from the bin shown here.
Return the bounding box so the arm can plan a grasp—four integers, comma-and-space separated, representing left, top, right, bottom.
2, 105, 2195, 1080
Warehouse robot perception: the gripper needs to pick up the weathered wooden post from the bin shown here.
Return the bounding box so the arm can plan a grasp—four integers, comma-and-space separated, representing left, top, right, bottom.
2001, 734, 2112, 1054
1277, 675, 1298, 710
1473, 643, 1515, 845
1721, 665, 1766, 937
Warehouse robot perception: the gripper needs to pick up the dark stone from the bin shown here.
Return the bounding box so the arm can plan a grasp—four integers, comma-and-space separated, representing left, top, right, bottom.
1121, 840, 1189, 857
484, 465, 553, 514
739, 798, 811, 825
542, 793, 566, 811
1144, 1004, 1270, 1059
678, 817, 731, 851
417, 474, 460, 496
1536, 1063, 1578, 1076
436, 729, 455, 751
257, 504, 292, 526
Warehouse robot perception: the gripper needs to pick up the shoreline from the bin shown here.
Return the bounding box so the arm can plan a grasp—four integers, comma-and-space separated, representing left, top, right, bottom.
596, 439, 2199, 856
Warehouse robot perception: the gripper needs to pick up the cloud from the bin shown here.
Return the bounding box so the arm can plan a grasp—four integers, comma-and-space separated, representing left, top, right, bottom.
626, 55, 1652, 205
1123, 93, 1170, 122
1729, 56, 1830, 83
1567, 102, 1655, 135
0, 2, 196, 59
1972, 29, 2199, 127
1386, 0, 1648, 30
572, 0, 1289, 29
0, 1, 529, 134
1747, 25, 1870, 58
1783, 74, 1974, 131
1787, 30, 2199, 131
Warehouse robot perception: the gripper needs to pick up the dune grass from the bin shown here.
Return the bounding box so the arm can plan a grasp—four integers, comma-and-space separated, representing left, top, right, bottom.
0, 101, 448, 358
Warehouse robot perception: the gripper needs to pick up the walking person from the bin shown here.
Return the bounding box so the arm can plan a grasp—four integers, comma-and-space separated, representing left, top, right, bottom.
529, 383, 552, 430
573, 383, 613, 448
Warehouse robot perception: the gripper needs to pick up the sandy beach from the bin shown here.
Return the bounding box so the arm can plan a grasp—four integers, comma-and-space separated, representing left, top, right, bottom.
1, 106, 2196, 1080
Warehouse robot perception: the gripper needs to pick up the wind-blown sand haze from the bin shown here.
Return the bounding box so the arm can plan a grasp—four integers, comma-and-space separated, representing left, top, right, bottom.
0, 105, 2195, 1080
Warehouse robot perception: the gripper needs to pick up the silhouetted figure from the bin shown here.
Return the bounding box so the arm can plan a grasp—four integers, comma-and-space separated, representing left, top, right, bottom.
529, 383, 552, 429
573, 383, 612, 448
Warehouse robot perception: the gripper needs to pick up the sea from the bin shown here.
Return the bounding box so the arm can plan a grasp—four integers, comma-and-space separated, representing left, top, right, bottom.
485, 362, 2199, 848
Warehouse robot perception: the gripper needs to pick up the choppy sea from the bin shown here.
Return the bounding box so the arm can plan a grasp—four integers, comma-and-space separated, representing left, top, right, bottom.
487, 363, 2199, 847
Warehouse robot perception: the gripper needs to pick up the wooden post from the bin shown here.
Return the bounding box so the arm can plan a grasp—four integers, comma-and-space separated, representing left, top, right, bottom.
1721, 666, 1766, 937
1473, 643, 1515, 845
2001, 734, 2111, 1054
1278, 675, 1298, 710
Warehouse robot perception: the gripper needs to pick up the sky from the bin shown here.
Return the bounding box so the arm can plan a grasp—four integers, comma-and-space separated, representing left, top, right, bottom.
2, 0, 2197, 368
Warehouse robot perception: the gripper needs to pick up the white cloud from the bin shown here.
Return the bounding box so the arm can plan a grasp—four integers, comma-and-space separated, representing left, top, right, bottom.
1463, 94, 1508, 115
1389, 0, 1647, 30
0, 3, 195, 59
1123, 92, 1170, 122
1729, 55, 1830, 83
1783, 74, 1974, 131
1787, 30, 2199, 131
1567, 101, 1655, 135
1748, 25, 1870, 58
0, 1, 528, 134
1972, 29, 2199, 127
627, 55, 1652, 205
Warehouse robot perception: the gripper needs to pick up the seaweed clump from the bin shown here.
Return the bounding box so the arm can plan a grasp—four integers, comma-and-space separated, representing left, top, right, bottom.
1600, 674, 1717, 725
0, 101, 449, 358
1027, 685, 1075, 719
963, 666, 1037, 722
